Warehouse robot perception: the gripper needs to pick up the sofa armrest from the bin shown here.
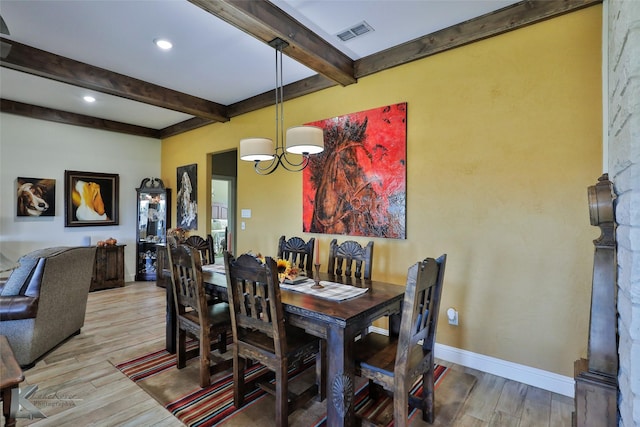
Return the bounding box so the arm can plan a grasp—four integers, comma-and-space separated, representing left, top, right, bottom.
0, 296, 39, 320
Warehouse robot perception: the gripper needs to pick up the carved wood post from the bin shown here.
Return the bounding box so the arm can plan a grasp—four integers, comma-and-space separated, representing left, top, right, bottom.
586, 173, 618, 377
574, 173, 619, 427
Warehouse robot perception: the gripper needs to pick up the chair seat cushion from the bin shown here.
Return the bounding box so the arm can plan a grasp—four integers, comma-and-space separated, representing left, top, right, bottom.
183, 302, 231, 327
241, 324, 318, 358
355, 332, 434, 381
207, 302, 231, 326
354, 332, 398, 377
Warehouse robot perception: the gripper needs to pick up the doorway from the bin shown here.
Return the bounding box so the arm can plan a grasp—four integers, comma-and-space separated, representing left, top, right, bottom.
211, 150, 237, 262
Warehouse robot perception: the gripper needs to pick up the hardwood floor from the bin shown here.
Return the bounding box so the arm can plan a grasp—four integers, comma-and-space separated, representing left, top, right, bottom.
1, 282, 574, 427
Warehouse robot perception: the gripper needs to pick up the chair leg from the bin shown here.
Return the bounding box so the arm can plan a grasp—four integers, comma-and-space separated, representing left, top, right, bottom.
233, 350, 246, 408
368, 379, 382, 400
393, 381, 410, 427
217, 331, 227, 354
421, 368, 435, 424
275, 364, 288, 427
176, 327, 187, 369
199, 334, 211, 388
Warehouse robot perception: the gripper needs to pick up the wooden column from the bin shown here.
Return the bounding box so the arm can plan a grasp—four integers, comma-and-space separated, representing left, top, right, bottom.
574, 173, 618, 427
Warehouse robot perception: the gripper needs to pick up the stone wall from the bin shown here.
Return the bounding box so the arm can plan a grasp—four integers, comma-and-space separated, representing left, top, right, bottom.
608, 1, 640, 426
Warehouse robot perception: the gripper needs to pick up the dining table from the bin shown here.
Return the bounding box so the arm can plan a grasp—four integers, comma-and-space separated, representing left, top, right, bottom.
164, 265, 405, 427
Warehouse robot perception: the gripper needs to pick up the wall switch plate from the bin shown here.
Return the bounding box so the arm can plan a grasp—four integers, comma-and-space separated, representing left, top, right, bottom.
241, 209, 251, 218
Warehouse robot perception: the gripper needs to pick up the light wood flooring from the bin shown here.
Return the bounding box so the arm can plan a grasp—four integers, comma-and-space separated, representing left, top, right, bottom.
1, 281, 574, 427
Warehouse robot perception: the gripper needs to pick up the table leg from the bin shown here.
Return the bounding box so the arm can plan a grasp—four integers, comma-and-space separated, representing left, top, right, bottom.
325, 325, 357, 427
166, 284, 176, 354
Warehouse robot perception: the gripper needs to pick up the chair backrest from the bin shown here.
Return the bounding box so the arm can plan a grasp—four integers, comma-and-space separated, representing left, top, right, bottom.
224, 252, 286, 358
395, 255, 447, 372
184, 235, 215, 265
277, 235, 315, 273
167, 244, 209, 322
327, 239, 374, 280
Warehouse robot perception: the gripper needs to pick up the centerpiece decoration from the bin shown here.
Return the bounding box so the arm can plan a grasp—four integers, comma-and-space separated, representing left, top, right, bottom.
254, 253, 299, 283
276, 259, 300, 283
168, 227, 189, 243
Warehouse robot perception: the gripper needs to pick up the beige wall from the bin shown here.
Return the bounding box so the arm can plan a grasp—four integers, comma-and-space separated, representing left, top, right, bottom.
161, 6, 602, 377
0, 114, 161, 280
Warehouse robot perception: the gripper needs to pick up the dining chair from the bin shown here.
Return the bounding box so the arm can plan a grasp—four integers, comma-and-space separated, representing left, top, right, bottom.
167, 244, 233, 388
353, 254, 447, 425
327, 239, 374, 280
224, 252, 324, 427
185, 235, 215, 264
277, 235, 315, 274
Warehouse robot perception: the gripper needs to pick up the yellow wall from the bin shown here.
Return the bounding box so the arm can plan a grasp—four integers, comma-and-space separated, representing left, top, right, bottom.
162, 6, 602, 376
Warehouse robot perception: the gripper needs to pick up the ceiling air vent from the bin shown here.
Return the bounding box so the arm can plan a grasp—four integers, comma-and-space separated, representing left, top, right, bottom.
336, 21, 374, 42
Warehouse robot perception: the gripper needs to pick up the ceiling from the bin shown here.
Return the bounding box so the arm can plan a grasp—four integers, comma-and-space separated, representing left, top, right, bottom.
0, 0, 598, 139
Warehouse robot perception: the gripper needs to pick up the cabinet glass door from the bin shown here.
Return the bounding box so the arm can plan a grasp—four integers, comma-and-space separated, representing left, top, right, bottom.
135, 178, 170, 281
138, 192, 167, 243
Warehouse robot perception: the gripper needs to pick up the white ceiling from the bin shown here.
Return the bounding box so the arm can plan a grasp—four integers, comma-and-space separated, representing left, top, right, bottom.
0, 0, 519, 130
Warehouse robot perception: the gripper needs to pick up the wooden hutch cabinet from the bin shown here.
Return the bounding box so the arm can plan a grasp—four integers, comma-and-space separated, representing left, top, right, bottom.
91, 244, 126, 291
135, 178, 170, 281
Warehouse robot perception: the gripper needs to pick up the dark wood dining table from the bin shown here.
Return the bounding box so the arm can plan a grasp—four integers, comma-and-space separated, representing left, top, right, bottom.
165, 268, 405, 427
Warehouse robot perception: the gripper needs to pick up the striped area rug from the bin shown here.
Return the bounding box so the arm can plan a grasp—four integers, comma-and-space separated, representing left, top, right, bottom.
115, 346, 448, 427
115, 341, 198, 382
166, 356, 315, 426
311, 364, 448, 427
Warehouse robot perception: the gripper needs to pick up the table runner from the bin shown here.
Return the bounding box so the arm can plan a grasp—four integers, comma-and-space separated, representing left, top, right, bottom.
280, 279, 368, 301
202, 264, 368, 301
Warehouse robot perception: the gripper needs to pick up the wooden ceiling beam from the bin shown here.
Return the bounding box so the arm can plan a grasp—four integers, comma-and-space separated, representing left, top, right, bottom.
188, 0, 356, 87
1, 0, 602, 138
1, 98, 161, 138
356, 0, 602, 77
0, 37, 229, 122
227, 74, 336, 118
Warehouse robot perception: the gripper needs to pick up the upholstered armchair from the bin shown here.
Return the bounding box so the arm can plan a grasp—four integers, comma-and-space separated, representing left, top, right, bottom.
0, 246, 96, 367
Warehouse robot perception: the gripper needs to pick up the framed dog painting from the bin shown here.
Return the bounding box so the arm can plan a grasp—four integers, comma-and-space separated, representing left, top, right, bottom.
17, 177, 56, 217
64, 170, 119, 227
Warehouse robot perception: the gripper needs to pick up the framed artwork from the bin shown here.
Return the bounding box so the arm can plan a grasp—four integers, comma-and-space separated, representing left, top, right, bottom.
176, 163, 197, 230
17, 177, 56, 217
303, 103, 407, 239
64, 170, 119, 227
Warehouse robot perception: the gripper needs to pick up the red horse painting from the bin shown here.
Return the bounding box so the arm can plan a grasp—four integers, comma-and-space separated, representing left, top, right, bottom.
303, 103, 407, 239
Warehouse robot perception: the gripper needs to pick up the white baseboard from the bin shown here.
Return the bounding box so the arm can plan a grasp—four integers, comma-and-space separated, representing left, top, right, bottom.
368, 326, 575, 397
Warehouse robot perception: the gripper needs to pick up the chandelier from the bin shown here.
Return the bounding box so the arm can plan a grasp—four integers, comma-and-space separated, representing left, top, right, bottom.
239, 38, 324, 175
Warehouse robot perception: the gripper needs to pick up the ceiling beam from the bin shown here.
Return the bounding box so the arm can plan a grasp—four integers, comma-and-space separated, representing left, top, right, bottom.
227, 74, 336, 118
160, 117, 214, 139
0, 37, 229, 122
1, 0, 602, 138
188, 0, 356, 87
356, 0, 602, 77
1, 99, 161, 138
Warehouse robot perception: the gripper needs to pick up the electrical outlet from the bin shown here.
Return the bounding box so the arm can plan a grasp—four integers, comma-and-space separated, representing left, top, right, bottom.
447, 307, 459, 326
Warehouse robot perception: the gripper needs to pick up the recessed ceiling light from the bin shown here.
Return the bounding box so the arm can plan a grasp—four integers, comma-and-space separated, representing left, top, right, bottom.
154, 38, 173, 50
83, 95, 96, 103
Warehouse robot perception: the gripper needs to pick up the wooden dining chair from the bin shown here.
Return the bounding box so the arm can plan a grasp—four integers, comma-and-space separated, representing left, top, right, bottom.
277, 235, 315, 274
353, 254, 447, 426
327, 239, 374, 280
224, 252, 324, 427
167, 244, 232, 388
185, 235, 215, 264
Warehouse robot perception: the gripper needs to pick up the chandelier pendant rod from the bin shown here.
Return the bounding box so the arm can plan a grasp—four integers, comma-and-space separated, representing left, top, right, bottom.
240, 37, 324, 175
